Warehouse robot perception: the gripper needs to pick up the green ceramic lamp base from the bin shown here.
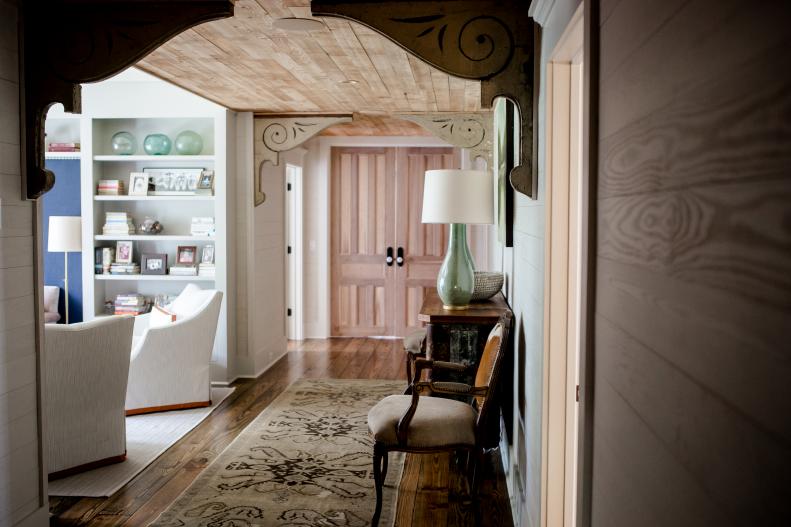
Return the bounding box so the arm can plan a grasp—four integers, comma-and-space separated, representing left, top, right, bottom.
436, 223, 475, 310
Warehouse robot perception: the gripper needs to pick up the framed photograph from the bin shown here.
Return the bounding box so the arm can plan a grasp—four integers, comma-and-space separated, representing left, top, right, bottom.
142, 253, 167, 275
176, 245, 198, 265
116, 241, 133, 264
128, 172, 150, 196
201, 244, 215, 264
143, 167, 205, 195
197, 170, 214, 191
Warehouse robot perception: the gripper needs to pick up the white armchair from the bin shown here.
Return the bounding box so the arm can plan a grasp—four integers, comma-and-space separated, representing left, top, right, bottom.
125, 285, 223, 415
44, 316, 135, 478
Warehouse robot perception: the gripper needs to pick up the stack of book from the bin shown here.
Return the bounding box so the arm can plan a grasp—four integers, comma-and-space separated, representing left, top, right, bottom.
109, 262, 140, 275
94, 247, 115, 274
97, 180, 125, 196
103, 212, 135, 235
113, 294, 149, 315
198, 262, 216, 277
169, 265, 197, 276
48, 142, 80, 152
190, 217, 215, 237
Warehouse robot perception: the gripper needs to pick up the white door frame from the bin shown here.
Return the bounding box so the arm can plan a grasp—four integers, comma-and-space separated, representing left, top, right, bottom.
541, 4, 585, 527
285, 161, 304, 341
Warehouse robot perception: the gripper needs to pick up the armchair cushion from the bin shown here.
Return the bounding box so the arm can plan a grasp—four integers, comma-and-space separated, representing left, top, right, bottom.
150, 305, 177, 328
367, 394, 476, 448
44, 285, 60, 323
169, 283, 214, 318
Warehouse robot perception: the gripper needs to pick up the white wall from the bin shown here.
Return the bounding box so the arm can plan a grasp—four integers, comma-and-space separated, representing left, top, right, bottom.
0, 2, 48, 525
494, 1, 581, 526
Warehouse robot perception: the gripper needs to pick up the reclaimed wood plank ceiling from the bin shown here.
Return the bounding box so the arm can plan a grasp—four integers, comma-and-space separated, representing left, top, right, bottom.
136, 0, 483, 115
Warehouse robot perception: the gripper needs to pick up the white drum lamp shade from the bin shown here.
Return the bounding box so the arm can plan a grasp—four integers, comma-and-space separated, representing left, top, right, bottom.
48, 216, 82, 252
421, 169, 494, 225
48, 216, 82, 324
421, 170, 493, 310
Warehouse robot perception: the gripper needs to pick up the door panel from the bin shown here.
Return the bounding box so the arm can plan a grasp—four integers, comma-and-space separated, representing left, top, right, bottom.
331, 146, 459, 337
395, 147, 459, 336
331, 147, 395, 336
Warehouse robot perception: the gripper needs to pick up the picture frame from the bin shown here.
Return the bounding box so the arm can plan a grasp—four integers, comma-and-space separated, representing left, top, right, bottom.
201, 244, 215, 264
176, 245, 198, 265
128, 172, 150, 196
197, 170, 214, 191
143, 167, 205, 195
115, 241, 133, 264
141, 253, 167, 275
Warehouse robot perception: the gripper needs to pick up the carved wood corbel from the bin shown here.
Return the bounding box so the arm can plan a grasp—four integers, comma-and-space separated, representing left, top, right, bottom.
311, 1, 540, 199
253, 115, 352, 206
397, 112, 492, 167
18, 1, 234, 200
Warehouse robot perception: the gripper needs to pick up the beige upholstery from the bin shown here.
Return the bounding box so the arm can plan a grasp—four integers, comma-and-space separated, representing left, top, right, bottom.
367, 394, 476, 447
403, 329, 426, 353
45, 316, 135, 475
43, 285, 60, 323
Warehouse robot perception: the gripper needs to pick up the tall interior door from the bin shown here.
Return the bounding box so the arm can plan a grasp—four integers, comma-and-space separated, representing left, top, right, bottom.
331, 146, 459, 337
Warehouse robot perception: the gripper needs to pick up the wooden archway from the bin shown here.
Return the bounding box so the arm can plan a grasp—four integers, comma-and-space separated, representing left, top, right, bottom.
311, 1, 539, 199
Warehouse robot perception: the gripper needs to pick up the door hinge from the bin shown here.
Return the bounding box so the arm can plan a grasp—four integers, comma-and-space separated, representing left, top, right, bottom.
576, 384, 580, 402
287, 245, 292, 254
287, 308, 292, 317
287, 183, 292, 191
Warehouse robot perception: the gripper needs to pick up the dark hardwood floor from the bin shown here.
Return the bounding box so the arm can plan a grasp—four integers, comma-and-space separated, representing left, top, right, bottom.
49, 338, 513, 526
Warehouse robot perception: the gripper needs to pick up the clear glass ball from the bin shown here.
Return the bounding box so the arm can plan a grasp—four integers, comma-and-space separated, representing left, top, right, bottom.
143, 133, 172, 155
111, 131, 136, 155
174, 130, 204, 155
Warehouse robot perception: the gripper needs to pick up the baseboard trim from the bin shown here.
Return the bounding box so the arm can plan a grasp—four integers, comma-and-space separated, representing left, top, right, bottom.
48, 452, 127, 481
125, 400, 211, 416
232, 349, 289, 382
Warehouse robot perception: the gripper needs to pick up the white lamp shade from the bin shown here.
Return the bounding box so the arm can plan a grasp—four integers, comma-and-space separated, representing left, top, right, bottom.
48, 216, 82, 252
421, 169, 494, 224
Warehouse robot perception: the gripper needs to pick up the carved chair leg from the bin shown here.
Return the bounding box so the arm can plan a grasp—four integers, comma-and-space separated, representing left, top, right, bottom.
404, 353, 413, 394
471, 448, 486, 499
372, 443, 387, 527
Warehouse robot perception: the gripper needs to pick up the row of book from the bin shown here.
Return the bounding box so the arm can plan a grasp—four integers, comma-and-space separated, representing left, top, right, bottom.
198, 263, 216, 277
103, 212, 135, 235
169, 265, 198, 276
97, 180, 125, 196
113, 293, 150, 315
48, 142, 80, 152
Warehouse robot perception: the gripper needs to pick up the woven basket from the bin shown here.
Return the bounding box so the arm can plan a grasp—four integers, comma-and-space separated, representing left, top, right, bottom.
471, 271, 504, 301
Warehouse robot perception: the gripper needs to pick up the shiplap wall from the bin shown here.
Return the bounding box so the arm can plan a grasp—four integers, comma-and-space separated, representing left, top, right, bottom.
494, 1, 581, 525
0, 2, 47, 525
592, 0, 791, 524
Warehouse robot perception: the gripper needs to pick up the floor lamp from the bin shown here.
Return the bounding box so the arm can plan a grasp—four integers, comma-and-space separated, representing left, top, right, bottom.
48, 216, 82, 324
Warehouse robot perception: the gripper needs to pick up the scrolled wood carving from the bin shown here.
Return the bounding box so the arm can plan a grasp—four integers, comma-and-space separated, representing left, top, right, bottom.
312, 1, 539, 199
19, 1, 234, 200
253, 115, 352, 206
398, 113, 492, 167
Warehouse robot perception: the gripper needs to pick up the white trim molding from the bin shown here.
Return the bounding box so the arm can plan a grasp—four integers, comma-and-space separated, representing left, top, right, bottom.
529, 0, 558, 26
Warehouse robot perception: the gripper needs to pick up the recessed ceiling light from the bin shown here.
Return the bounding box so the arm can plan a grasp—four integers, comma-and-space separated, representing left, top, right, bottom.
273, 17, 325, 32
339, 79, 360, 85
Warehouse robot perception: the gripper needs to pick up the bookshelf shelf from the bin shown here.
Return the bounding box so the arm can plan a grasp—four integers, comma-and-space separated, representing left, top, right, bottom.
93, 155, 215, 162
95, 275, 215, 282
45, 152, 82, 160
94, 234, 216, 241
94, 195, 215, 201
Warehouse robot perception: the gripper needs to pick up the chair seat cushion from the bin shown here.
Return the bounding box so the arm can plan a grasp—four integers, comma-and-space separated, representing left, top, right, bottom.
367, 394, 477, 448
403, 329, 426, 353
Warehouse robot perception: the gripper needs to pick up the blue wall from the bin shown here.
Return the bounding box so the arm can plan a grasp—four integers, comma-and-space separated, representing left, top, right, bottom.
43, 159, 83, 323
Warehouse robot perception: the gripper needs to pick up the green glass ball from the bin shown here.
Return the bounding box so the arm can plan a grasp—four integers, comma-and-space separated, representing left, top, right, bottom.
143, 134, 172, 155
111, 131, 136, 155
174, 130, 204, 155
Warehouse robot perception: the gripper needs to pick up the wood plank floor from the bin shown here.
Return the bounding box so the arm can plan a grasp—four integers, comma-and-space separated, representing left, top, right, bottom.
49, 338, 513, 526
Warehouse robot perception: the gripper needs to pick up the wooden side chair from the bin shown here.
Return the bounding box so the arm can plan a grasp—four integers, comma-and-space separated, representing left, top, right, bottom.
403, 328, 426, 388
366, 314, 512, 526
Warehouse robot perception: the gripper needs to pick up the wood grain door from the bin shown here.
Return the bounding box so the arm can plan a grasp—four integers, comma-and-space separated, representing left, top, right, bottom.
331, 146, 458, 337
331, 147, 396, 336
394, 147, 458, 335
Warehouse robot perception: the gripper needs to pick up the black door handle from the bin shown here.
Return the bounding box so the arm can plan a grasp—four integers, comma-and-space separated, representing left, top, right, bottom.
396, 247, 405, 267
386, 247, 394, 266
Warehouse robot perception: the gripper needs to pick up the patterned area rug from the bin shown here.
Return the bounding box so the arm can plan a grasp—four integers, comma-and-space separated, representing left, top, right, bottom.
151, 379, 406, 527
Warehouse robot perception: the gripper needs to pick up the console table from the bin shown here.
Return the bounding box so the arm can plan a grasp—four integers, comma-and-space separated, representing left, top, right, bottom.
418, 289, 512, 447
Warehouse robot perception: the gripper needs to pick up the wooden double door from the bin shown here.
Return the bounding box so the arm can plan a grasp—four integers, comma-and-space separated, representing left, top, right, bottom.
331, 146, 459, 337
